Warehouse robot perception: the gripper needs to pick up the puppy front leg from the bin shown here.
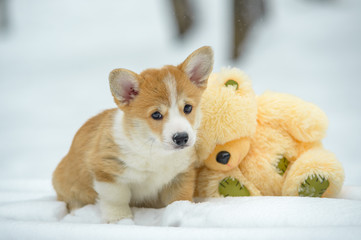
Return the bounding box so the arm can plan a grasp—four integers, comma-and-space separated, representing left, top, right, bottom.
94, 181, 132, 223
160, 166, 196, 206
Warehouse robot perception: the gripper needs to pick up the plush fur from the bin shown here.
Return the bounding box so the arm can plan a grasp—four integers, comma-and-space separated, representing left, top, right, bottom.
195, 68, 344, 198
53, 46, 214, 222
196, 68, 257, 165
195, 68, 259, 197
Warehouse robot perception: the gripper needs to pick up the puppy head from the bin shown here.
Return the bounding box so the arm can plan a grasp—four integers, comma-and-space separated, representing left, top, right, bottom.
109, 46, 214, 152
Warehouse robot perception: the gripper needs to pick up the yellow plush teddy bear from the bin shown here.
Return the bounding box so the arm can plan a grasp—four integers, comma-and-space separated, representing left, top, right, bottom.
195, 68, 345, 198
195, 68, 261, 197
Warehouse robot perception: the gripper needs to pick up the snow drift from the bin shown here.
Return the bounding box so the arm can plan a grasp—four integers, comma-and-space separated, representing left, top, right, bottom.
0, 180, 361, 239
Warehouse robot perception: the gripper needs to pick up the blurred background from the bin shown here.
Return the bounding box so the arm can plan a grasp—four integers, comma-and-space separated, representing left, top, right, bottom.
0, 0, 360, 185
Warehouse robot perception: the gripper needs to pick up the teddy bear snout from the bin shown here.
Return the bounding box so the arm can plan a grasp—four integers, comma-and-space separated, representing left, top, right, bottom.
216, 151, 231, 164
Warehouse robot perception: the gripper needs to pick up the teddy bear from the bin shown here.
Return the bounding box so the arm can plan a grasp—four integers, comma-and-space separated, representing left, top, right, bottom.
195, 68, 345, 198
195, 67, 261, 198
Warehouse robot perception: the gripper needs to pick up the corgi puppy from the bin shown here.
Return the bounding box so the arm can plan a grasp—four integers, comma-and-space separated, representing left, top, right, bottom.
52, 46, 214, 222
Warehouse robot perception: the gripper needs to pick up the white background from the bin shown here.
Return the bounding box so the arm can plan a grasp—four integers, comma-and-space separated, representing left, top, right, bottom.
1, 0, 360, 184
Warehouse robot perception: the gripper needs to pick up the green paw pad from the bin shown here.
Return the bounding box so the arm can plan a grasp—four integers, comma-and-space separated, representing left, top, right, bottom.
276, 156, 289, 176
298, 175, 329, 197
218, 177, 250, 197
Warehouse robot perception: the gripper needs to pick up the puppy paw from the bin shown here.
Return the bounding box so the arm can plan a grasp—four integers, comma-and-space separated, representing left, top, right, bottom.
218, 177, 250, 197
298, 175, 329, 197
102, 204, 133, 223
116, 218, 135, 225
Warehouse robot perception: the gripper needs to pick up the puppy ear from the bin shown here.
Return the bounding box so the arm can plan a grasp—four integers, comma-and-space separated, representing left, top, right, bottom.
179, 46, 214, 88
109, 68, 140, 105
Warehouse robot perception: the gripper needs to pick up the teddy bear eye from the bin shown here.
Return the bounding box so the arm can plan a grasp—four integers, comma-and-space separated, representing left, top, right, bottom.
216, 151, 231, 164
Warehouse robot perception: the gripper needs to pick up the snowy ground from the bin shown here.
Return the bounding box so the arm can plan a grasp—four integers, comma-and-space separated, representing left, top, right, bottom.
1, 0, 361, 239
0, 179, 361, 240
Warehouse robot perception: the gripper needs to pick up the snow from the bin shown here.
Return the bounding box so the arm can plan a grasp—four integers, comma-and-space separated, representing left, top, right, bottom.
1, 0, 361, 239
0, 180, 361, 240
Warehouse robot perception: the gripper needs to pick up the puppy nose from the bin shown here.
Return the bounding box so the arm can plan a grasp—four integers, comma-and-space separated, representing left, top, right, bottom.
172, 132, 189, 146
216, 151, 231, 164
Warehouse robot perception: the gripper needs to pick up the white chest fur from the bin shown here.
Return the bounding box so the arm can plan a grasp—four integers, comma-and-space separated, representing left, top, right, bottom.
112, 110, 195, 202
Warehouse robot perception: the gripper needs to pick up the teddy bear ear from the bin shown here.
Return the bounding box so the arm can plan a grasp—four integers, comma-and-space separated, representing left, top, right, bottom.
208, 67, 253, 95
224, 79, 239, 90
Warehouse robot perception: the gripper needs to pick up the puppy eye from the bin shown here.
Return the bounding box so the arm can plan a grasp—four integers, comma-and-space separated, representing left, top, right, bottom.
184, 104, 192, 114
151, 111, 163, 120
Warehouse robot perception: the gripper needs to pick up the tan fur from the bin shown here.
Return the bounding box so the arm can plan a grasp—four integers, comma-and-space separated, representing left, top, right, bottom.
160, 165, 197, 204
53, 46, 214, 217
52, 109, 122, 210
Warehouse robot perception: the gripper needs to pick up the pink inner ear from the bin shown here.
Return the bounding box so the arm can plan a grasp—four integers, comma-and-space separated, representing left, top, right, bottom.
190, 65, 204, 85
121, 80, 138, 103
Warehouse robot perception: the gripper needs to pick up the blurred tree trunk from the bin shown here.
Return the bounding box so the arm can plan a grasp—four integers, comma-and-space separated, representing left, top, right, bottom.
171, 0, 193, 37
170, 0, 265, 60
233, 0, 266, 59
0, 0, 9, 33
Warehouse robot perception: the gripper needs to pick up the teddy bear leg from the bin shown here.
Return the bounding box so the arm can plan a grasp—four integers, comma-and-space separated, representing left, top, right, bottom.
282, 148, 344, 198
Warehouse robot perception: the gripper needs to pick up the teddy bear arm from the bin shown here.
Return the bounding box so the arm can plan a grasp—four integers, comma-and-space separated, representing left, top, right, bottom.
283, 103, 329, 143
257, 91, 328, 142
258, 92, 329, 143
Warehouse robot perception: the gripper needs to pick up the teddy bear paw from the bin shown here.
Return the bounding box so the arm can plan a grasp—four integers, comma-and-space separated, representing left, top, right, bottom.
218, 177, 250, 197
298, 175, 329, 197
